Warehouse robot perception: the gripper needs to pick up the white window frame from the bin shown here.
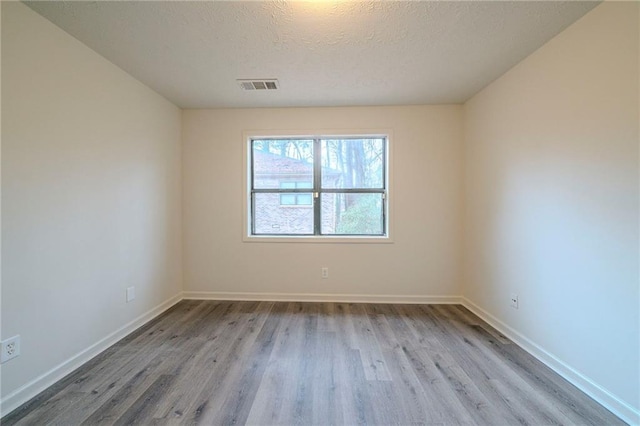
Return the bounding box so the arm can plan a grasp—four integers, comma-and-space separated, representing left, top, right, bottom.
242, 130, 393, 243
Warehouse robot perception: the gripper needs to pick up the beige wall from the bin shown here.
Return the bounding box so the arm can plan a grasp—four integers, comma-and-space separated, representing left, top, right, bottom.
182, 106, 463, 300
1, 2, 182, 409
463, 2, 639, 420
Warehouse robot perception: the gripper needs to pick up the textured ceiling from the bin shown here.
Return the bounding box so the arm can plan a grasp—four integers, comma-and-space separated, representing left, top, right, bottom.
24, 1, 599, 109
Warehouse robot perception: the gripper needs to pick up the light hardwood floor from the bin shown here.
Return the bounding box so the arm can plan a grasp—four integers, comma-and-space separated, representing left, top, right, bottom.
2, 301, 625, 425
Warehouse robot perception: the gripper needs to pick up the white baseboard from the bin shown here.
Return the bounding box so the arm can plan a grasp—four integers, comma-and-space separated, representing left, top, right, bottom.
0, 293, 183, 418
461, 297, 640, 426
183, 291, 462, 305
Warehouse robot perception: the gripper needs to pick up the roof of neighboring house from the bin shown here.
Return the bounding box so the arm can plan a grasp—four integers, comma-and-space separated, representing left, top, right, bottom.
253, 151, 340, 177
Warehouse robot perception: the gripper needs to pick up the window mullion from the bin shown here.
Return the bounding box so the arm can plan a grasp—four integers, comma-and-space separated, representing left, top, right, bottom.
313, 138, 321, 235
250, 141, 256, 235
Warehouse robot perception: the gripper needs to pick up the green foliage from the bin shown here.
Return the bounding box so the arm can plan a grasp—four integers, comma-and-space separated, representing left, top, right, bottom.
336, 195, 382, 235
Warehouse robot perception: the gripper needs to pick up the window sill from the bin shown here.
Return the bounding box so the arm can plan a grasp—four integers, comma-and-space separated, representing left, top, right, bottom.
243, 235, 393, 244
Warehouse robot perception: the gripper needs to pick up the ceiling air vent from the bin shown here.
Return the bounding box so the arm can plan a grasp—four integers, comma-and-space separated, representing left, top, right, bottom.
237, 79, 279, 91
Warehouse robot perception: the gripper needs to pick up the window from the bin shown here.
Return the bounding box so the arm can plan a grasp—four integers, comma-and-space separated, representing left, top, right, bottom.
280, 182, 313, 206
248, 136, 388, 238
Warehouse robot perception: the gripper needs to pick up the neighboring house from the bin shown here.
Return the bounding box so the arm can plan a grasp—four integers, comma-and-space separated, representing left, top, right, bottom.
253, 151, 340, 234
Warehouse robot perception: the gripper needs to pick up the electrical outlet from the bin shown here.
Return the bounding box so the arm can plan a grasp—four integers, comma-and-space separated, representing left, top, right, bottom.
321, 267, 329, 279
510, 294, 519, 309
126, 286, 136, 303
1, 335, 21, 363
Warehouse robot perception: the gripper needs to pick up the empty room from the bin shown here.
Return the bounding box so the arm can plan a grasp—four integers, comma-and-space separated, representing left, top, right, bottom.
1, 1, 638, 425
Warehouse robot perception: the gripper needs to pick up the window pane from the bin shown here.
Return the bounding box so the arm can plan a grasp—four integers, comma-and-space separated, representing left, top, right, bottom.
321, 193, 384, 235
254, 193, 313, 235
280, 194, 297, 205
297, 194, 313, 205
279, 193, 313, 206
321, 138, 384, 189
253, 139, 314, 189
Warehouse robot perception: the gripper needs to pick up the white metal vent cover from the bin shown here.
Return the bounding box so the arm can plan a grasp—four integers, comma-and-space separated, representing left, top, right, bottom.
237, 79, 279, 91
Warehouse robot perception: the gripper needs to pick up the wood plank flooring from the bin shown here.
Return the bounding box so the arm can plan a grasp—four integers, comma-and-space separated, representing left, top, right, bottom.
1, 301, 625, 425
